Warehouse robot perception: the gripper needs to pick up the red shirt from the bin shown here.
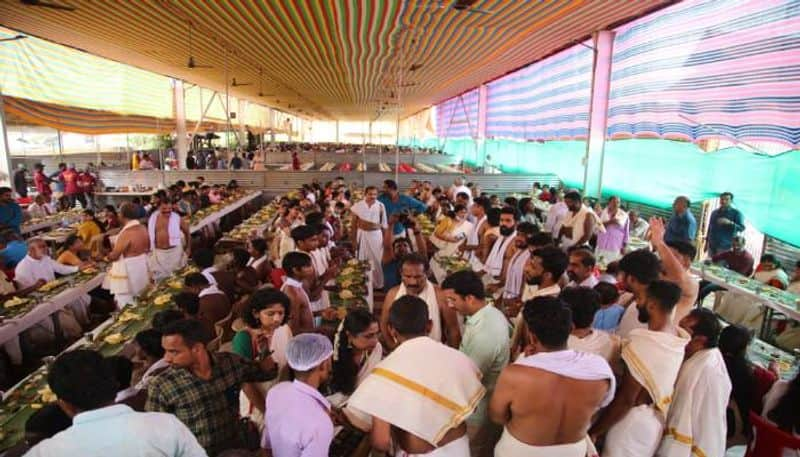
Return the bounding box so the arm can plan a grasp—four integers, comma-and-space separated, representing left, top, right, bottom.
712, 250, 755, 277
61, 169, 80, 195
538, 191, 551, 202
78, 172, 96, 194
33, 171, 51, 197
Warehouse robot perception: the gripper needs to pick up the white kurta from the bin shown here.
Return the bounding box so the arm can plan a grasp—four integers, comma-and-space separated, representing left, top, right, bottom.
351, 200, 388, 289
657, 348, 731, 457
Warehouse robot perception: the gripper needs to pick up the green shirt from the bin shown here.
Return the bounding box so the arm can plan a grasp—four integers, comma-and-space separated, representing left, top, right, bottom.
460, 304, 511, 425
231, 330, 254, 360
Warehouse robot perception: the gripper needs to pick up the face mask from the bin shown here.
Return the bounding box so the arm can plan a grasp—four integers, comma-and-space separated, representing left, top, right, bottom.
500, 226, 515, 237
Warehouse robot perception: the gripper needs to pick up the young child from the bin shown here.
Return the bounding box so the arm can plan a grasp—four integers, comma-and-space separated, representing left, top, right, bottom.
592, 281, 625, 332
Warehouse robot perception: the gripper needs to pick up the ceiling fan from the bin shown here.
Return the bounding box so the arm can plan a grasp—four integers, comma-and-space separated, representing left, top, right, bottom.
0, 35, 27, 43
186, 23, 212, 69
231, 78, 252, 87
422, 0, 492, 15
20, 0, 76, 11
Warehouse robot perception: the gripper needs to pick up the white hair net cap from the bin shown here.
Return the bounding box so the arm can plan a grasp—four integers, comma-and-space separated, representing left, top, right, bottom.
285, 333, 333, 371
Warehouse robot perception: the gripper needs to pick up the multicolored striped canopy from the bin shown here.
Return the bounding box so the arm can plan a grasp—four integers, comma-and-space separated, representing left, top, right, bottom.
607, 0, 800, 148
0, 0, 671, 120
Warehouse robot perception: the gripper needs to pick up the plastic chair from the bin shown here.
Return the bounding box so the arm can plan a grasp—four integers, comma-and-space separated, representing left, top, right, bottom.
752, 366, 778, 413
745, 411, 800, 457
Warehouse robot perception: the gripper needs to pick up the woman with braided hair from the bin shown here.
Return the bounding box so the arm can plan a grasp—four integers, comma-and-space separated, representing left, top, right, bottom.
330, 307, 383, 396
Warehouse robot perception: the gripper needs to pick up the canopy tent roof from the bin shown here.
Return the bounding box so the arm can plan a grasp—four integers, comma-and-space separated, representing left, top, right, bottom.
0, 0, 672, 121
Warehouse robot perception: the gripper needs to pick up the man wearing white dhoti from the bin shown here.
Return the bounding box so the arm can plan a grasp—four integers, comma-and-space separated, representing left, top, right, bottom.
590, 280, 690, 457
292, 224, 336, 315
558, 191, 595, 251
657, 308, 731, 457
348, 295, 485, 456
351, 186, 388, 289
382, 253, 461, 350
487, 222, 536, 301
489, 297, 615, 457
103, 203, 151, 308
148, 201, 189, 281
490, 296, 615, 457
462, 197, 489, 271
481, 208, 517, 283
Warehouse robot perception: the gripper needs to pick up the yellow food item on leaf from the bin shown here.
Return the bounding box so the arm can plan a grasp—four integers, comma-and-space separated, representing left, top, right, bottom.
3, 296, 28, 308
154, 294, 172, 306
339, 290, 354, 300
104, 333, 124, 345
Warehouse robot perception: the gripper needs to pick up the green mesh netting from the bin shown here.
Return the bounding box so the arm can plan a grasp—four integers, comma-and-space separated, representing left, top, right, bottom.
399, 137, 800, 247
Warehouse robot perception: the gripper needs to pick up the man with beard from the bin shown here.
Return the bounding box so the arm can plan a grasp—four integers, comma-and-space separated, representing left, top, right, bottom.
482, 207, 518, 288
511, 246, 568, 358
565, 248, 599, 289
488, 222, 537, 300
615, 249, 663, 339
381, 223, 426, 292
589, 280, 690, 456
381, 253, 461, 349
558, 191, 595, 250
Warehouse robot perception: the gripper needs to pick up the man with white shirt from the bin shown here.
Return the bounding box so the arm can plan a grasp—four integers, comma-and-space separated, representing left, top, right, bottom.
544, 190, 568, 235
449, 176, 472, 205
27, 194, 53, 219
558, 190, 595, 250
462, 196, 489, 269
16, 238, 92, 326
292, 224, 336, 316
566, 248, 599, 289
192, 248, 235, 298
350, 186, 388, 289
658, 308, 730, 457
628, 210, 650, 240
25, 349, 206, 457
561, 286, 621, 367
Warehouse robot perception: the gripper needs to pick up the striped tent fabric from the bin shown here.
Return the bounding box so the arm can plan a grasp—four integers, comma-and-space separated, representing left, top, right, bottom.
0, 27, 173, 119
486, 42, 593, 141
3, 96, 176, 135
607, 0, 800, 148
435, 89, 479, 139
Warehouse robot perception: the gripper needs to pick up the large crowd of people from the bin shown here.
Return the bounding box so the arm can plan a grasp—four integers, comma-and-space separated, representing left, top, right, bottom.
0, 170, 798, 457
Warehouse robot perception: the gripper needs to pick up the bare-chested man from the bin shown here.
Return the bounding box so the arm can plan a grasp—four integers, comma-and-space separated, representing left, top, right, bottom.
649, 216, 699, 324
381, 253, 461, 350
279, 251, 315, 334
348, 296, 485, 456
589, 280, 690, 456
104, 202, 151, 307
490, 297, 615, 457
148, 200, 190, 281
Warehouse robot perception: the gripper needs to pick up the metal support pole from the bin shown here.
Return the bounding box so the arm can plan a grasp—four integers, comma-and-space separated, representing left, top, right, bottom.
174, 80, 188, 169
582, 31, 615, 199
0, 93, 13, 186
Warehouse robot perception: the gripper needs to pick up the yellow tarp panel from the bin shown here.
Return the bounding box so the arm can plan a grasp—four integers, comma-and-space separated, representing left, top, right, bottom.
0, 27, 172, 118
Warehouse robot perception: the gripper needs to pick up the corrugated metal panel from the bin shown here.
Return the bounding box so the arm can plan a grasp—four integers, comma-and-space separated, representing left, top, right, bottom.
264, 151, 457, 166
96, 170, 560, 198
764, 237, 800, 272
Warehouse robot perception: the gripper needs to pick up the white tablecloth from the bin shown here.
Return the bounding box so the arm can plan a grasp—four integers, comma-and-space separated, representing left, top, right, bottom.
190, 192, 261, 234
0, 272, 106, 363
